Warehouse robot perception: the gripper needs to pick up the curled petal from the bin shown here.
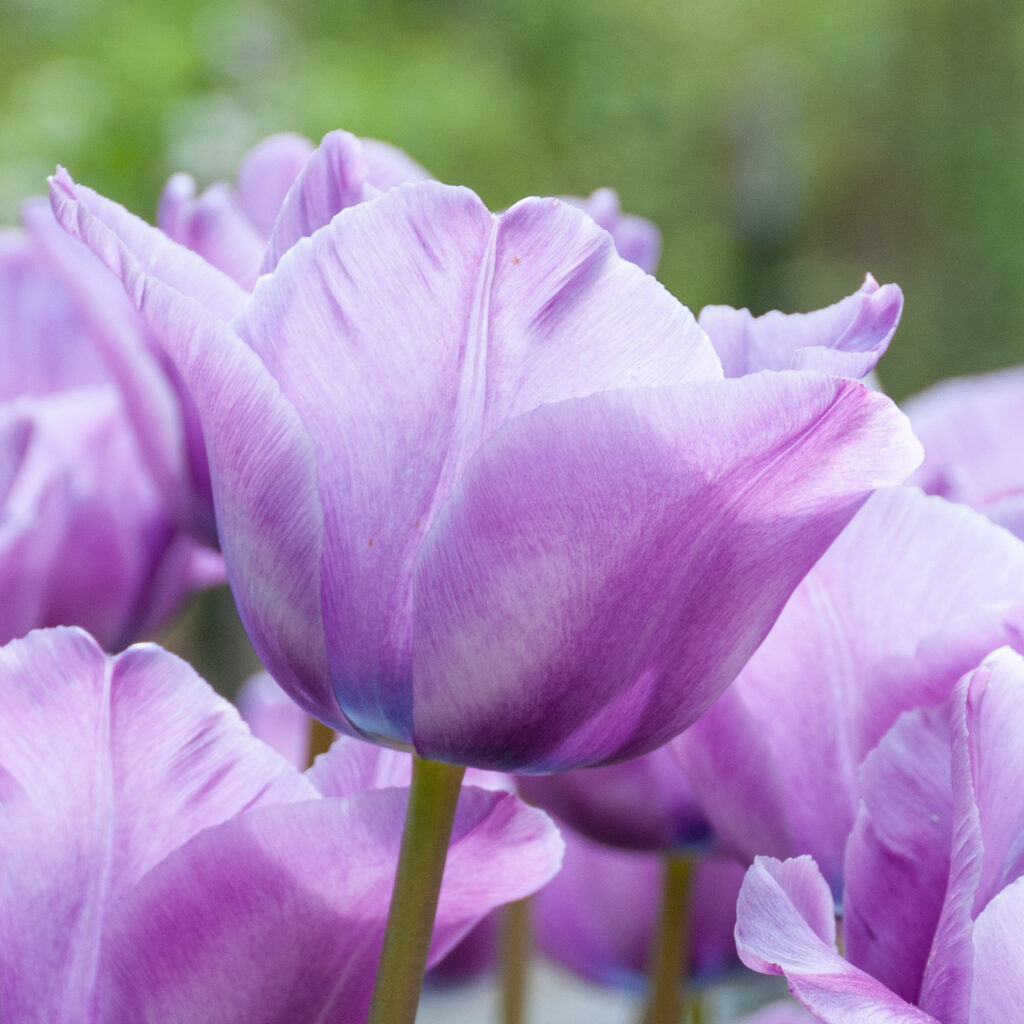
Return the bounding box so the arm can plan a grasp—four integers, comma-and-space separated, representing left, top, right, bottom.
699, 274, 902, 379
736, 857, 937, 1023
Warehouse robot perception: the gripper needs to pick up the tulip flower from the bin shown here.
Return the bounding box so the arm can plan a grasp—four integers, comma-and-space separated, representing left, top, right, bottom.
699, 273, 902, 379
158, 131, 432, 290
519, 745, 710, 852
672, 486, 1024, 895
0, 627, 563, 1023
50, 169, 922, 772
51, 160, 921, 1023
534, 830, 744, 990
0, 218, 220, 648
904, 365, 1024, 538
735, 646, 1024, 1023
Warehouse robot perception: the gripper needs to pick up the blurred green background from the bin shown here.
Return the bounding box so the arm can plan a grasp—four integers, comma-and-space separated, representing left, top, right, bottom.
3, 0, 1023, 682
5, 0, 1024, 398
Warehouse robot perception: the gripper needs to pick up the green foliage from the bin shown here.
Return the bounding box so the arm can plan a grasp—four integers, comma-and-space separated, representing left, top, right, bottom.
3, 0, 1023, 396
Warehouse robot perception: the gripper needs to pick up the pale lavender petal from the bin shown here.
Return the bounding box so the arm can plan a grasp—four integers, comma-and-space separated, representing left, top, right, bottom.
0, 224, 108, 395
306, 735, 412, 796
259, 130, 373, 275
235, 132, 314, 238
920, 650, 1024, 1022
50, 168, 248, 323
100, 787, 563, 1024
518, 744, 710, 851
699, 274, 902, 379
904, 365, 1024, 532
842, 703, 953, 1004
237, 671, 312, 769
969, 876, 1024, 1022
158, 175, 265, 289
674, 487, 1024, 892
0, 389, 191, 649
0, 628, 314, 1020
736, 857, 937, 1023
359, 136, 432, 190
17, 199, 206, 534
235, 181, 717, 743
412, 373, 921, 770
48, 170, 350, 730
562, 188, 661, 273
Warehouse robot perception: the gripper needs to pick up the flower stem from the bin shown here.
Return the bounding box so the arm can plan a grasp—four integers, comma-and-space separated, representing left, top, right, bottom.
501, 897, 532, 1024
366, 755, 467, 1024
640, 853, 696, 1024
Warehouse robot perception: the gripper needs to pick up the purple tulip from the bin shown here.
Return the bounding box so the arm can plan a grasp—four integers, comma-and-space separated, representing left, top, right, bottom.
0, 218, 221, 648
673, 486, 1024, 894
0, 627, 563, 1023
51, 166, 921, 772
699, 273, 903, 379
159, 130, 431, 290
904, 365, 1024, 537
518, 745, 711, 851
534, 831, 745, 991
735, 646, 1024, 1023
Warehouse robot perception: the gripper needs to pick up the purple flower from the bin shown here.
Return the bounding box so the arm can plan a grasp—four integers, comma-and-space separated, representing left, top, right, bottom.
672, 486, 1024, 893
904, 365, 1024, 537
0, 215, 221, 648
51, 166, 921, 771
534, 831, 745, 991
735, 647, 1024, 1023
699, 273, 902, 379
158, 131, 431, 290
518, 745, 711, 851
0, 628, 563, 1023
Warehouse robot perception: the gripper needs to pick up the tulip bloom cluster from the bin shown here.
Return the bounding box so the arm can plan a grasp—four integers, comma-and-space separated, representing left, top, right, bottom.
2, 122, 1021, 1024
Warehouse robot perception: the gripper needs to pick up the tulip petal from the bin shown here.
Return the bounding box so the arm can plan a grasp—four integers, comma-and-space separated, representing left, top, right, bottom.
236, 180, 718, 741
904, 365, 1024, 529
518, 744, 710, 851
0, 628, 314, 1020
919, 649, 1024, 1022
50, 169, 248, 323
359, 136, 431, 191
237, 671, 312, 769
158, 175, 265, 289
842, 703, 953, 1004
100, 788, 563, 1024
736, 857, 937, 1023
235, 132, 315, 238
48, 170, 348, 729
259, 130, 373, 276
699, 274, 902, 379
674, 487, 1024, 890
969, 876, 1024, 1022
412, 373, 921, 770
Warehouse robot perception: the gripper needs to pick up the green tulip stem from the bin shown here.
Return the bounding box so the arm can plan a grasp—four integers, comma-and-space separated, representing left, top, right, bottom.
501, 897, 533, 1024
366, 755, 467, 1024
641, 852, 696, 1024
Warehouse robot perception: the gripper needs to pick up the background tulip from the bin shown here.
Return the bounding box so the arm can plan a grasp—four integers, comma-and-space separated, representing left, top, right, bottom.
0, 217, 220, 648
734, 647, 1024, 1023
673, 486, 1024, 894
904, 365, 1024, 538
0, 628, 563, 1024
